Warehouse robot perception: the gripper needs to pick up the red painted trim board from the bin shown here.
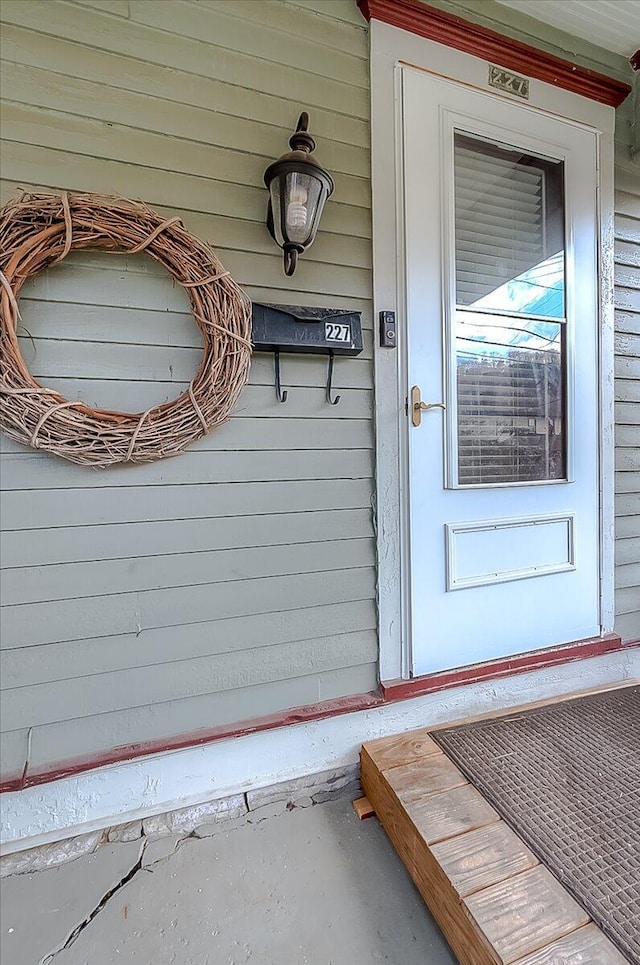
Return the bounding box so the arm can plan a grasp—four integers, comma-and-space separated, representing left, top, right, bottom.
380, 632, 629, 700
2, 633, 636, 793
357, 0, 631, 108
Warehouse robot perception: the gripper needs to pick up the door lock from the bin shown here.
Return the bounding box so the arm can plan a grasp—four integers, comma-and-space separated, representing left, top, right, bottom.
411, 385, 446, 427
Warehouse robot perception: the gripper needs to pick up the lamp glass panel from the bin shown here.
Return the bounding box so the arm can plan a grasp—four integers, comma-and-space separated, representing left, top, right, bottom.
284, 172, 322, 246
269, 178, 286, 248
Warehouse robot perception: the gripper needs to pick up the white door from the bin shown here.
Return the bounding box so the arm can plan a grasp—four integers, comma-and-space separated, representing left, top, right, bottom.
403, 67, 601, 677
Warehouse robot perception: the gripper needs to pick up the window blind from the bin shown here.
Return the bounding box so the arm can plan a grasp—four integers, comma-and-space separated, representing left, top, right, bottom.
454, 136, 545, 308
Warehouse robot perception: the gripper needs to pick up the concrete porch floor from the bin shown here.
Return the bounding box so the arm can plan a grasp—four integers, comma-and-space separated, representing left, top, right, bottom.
1, 795, 459, 965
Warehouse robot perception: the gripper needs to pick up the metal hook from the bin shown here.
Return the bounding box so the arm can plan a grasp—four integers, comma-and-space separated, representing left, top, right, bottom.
325, 352, 340, 406
274, 349, 288, 403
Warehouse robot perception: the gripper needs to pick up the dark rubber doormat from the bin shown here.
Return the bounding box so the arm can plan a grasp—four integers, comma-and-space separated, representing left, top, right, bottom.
432, 685, 640, 964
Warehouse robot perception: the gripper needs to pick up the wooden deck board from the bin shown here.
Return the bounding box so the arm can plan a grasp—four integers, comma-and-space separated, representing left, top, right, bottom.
384, 753, 468, 802
464, 865, 589, 964
431, 823, 538, 897
511, 924, 629, 964
406, 783, 501, 845
362, 728, 442, 770
360, 705, 627, 965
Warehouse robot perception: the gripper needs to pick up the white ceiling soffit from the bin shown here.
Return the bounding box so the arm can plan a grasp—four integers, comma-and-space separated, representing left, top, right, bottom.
495, 0, 640, 58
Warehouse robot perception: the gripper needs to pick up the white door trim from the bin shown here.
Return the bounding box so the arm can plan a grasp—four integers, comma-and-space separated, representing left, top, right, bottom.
370, 20, 616, 682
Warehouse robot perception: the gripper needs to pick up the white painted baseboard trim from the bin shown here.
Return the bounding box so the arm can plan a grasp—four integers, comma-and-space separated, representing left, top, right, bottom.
2, 649, 638, 854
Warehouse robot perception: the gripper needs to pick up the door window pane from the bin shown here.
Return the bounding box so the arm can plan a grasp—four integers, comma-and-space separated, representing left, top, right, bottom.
453, 133, 567, 485
454, 134, 565, 318
456, 313, 565, 485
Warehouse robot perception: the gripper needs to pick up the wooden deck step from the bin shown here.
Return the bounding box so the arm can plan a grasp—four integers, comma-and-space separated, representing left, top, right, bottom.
360, 729, 628, 965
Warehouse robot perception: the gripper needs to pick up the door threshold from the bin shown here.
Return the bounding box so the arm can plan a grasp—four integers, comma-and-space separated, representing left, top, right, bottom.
381, 633, 626, 700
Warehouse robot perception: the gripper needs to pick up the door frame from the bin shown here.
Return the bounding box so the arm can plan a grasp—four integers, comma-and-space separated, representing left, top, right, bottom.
369, 19, 617, 682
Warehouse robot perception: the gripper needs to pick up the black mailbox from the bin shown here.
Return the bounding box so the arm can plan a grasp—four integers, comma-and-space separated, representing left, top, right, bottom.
250, 303, 363, 406
251, 304, 363, 357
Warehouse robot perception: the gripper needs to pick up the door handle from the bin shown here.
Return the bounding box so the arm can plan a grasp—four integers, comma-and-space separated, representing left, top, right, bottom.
411, 385, 446, 427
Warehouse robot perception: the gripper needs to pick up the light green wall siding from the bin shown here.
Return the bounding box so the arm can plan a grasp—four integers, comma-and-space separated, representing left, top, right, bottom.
0, 0, 376, 779
614, 176, 640, 642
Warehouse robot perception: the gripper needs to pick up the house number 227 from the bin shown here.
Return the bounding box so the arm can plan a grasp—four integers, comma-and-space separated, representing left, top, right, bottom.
325, 322, 351, 343
488, 65, 530, 99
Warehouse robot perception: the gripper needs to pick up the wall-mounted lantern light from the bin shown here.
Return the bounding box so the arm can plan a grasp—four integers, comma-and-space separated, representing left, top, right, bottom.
264, 112, 334, 276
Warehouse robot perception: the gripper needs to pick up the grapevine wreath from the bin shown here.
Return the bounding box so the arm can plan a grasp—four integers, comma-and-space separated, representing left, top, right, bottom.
0, 192, 252, 467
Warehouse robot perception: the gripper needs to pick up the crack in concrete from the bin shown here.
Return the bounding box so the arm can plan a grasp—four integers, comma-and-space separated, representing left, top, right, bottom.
39, 838, 147, 965
21, 787, 365, 964
16, 783, 364, 964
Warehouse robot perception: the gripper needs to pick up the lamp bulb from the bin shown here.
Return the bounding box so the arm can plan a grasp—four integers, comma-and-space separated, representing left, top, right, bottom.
286, 183, 308, 229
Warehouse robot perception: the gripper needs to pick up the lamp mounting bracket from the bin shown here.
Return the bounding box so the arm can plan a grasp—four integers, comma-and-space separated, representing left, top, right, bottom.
290, 112, 315, 153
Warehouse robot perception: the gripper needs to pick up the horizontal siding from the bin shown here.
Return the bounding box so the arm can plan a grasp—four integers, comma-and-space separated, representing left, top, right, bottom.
1, 631, 380, 731
1, 450, 374, 490
0, 0, 376, 780
0, 25, 369, 145
1, 99, 369, 186
2, 539, 375, 607
2, 600, 378, 688
10, 663, 378, 774
1, 480, 373, 531
0, 1, 370, 115
0, 510, 374, 569
1, 418, 373, 458
1, 567, 376, 650
614, 181, 640, 643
